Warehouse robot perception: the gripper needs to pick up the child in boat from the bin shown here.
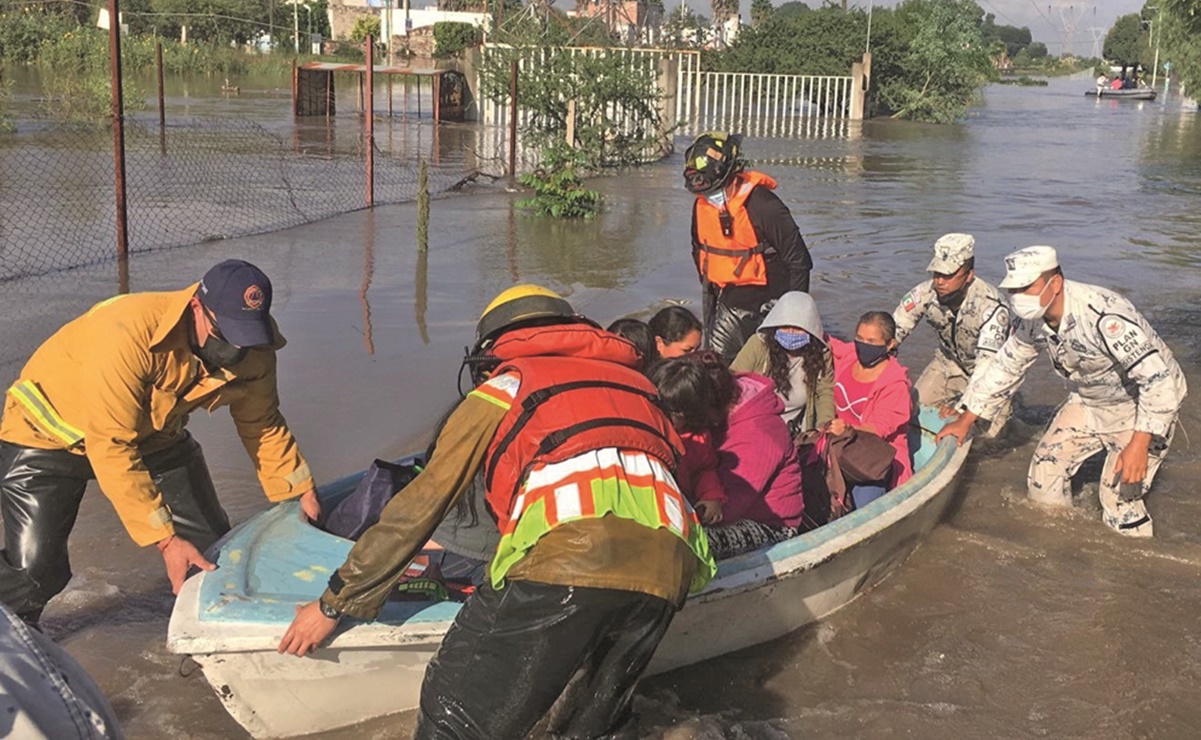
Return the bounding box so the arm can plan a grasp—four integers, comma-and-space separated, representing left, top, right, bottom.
655, 353, 805, 558
731, 291, 835, 436
828, 311, 913, 509
606, 317, 659, 370
648, 355, 729, 526
649, 305, 703, 358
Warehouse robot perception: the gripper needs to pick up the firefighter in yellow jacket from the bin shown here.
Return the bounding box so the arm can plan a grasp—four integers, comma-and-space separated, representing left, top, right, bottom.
0, 260, 318, 625
684, 132, 814, 361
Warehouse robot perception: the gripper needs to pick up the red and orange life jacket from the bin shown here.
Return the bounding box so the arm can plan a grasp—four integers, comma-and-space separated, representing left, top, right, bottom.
480, 323, 683, 533
693, 170, 777, 288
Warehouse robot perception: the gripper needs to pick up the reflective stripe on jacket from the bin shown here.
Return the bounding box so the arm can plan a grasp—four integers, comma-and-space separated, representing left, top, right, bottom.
693, 170, 777, 287
0, 286, 313, 546
480, 324, 716, 593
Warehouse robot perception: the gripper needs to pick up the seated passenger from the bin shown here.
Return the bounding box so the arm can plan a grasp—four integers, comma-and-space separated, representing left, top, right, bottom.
698, 353, 804, 558
607, 317, 658, 370
731, 291, 835, 436
1110, 76, 1124, 90
829, 311, 913, 509
648, 356, 732, 526
649, 305, 703, 358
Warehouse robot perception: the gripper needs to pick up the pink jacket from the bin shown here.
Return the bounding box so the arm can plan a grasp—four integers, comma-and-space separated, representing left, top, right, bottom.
829, 338, 913, 485
714, 372, 804, 528
677, 431, 726, 505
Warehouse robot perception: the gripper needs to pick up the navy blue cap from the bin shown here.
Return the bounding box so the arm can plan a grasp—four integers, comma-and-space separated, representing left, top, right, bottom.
197, 260, 274, 348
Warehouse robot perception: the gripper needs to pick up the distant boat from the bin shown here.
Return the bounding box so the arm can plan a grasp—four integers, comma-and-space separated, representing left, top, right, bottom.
221, 78, 240, 94
168, 408, 971, 738
1086, 87, 1157, 100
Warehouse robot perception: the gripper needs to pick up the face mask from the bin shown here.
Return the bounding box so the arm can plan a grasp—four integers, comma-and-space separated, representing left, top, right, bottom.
936, 282, 969, 308
704, 189, 726, 207
774, 329, 811, 351
854, 340, 891, 368
1010, 280, 1052, 321
193, 334, 248, 371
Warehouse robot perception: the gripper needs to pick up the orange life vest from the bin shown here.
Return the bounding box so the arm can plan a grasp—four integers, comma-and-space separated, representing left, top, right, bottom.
693, 170, 777, 288
480, 324, 684, 534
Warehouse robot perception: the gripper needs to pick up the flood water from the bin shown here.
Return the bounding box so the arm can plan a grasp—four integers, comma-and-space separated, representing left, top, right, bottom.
5, 74, 1201, 738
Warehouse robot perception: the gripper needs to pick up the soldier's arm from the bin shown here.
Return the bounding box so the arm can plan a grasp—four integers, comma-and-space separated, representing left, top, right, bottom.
892, 282, 933, 345
961, 324, 1040, 421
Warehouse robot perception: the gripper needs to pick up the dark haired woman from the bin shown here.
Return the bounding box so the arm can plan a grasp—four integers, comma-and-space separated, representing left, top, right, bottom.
648, 306, 703, 359
606, 317, 658, 370
731, 291, 834, 436
829, 311, 913, 508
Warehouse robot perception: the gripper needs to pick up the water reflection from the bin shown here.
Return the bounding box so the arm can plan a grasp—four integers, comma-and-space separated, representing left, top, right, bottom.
360, 209, 376, 355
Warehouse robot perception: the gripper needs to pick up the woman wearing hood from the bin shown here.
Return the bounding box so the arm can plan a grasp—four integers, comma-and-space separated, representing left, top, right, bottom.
731, 291, 835, 436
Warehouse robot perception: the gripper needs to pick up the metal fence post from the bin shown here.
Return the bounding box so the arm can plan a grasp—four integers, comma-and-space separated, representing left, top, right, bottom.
508, 59, 518, 180
107, 0, 129, 260
156, 41, 166, 155
365, 34, 375, 208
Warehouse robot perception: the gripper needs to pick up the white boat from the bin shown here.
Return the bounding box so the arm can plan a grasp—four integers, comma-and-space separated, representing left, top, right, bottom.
167, 408, 971, 738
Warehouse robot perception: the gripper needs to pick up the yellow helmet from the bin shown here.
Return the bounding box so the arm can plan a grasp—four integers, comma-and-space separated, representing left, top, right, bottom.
475, 284, 576, 347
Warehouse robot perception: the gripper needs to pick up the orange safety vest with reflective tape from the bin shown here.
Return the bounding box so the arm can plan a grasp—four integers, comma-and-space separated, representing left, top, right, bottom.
693, 170, 777, 288
478, 324, 716, 592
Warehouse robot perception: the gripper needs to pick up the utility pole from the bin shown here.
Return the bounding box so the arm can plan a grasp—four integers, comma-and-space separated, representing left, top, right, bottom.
293, 0, 300, 54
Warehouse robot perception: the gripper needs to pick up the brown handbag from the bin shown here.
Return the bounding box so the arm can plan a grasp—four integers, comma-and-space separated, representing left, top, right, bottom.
794, 427, 895, 529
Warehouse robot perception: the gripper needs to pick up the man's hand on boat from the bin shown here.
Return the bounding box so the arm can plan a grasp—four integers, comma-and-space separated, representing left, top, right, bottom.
297, 487, 322, 525
936, 410, 978, 446
277, 601, 338, 656
156, 535, 217, 595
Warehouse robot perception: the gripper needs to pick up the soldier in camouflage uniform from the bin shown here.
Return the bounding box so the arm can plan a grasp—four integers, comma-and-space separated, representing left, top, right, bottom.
940, 247, 1186, 538
893, 234, 1012, 437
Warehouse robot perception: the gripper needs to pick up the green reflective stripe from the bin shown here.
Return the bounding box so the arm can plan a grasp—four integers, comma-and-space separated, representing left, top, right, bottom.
7, 382, 84, 446
490, 474, 716, 594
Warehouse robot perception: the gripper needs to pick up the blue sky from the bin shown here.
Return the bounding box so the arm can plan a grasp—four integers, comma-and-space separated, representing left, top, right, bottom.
688, 0, 1148, 55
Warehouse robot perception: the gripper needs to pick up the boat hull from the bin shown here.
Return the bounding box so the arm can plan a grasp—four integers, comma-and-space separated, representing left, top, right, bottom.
170, 423, 970, 738
1085, 88, 1157, 100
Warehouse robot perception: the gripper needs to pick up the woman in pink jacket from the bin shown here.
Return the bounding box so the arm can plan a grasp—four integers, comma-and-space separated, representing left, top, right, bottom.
829, 311, 913, 509
652, 353, 803, 558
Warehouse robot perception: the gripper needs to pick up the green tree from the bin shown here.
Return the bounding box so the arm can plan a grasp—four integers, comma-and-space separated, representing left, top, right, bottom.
876, 0, 993, 123
349, 15, 381, 44
750, 0, 775, 28
1027, 40, 1048, 59
147, 0, 271, 45
1159, 0, 1201, 95
1103, 13, 1146, 65
775, 1, 810, 19
711, 0, 739, 25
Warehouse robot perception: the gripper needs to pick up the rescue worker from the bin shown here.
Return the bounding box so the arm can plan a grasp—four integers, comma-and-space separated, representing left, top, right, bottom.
938, 247, 1186, 538
278, 285, 716, 739
0, 260, 318, 625
892, 233, 1012, 437
684, 132, 813, 362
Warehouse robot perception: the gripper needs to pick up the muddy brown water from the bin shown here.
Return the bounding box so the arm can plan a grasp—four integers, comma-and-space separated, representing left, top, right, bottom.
4, 76, 1201, 738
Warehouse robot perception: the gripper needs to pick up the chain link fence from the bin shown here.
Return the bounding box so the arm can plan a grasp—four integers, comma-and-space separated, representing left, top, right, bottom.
0, 111, 478, 385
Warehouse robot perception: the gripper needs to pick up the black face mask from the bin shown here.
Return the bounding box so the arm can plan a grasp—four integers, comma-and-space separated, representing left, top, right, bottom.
189, 316, 248, 370
854, 340, 891, 368
935, 278, 972, 309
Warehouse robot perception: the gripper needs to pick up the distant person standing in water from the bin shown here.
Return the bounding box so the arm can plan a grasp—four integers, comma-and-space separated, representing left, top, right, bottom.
683, 132, 813, 362
939, 247, 1187, 538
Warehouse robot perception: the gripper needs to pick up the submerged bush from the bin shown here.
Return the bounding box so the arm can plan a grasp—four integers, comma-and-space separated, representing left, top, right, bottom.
516, 143, 603, 219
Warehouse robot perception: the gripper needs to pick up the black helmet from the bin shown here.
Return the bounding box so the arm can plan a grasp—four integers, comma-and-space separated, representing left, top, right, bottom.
682, 132, 743, 195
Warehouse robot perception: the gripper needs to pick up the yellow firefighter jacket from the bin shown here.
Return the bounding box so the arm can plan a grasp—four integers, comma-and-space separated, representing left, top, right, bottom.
1, 285, 313, 546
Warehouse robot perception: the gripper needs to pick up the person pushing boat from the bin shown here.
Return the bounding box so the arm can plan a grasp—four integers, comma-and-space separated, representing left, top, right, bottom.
938, 246, 1186, 537
277, 284, 716, 739
0, 260, 319, 626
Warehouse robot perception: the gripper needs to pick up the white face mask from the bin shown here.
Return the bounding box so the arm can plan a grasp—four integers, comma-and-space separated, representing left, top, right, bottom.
704, 189, 726, 207
1010, 280, 1052, 321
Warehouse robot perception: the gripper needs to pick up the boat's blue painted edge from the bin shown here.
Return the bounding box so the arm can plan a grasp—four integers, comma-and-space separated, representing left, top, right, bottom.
196, 411, 957, 626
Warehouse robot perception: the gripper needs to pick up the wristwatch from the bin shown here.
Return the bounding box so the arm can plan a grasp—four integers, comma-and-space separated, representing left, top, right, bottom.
318, 600, 341, 620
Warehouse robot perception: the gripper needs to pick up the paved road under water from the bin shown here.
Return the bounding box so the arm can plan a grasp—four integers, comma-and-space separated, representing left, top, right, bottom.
8, 77, 1201, 738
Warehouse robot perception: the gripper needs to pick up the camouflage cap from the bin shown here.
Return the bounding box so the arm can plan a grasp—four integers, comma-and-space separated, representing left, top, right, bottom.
926, 233, 975, 274
999, 246, 1059, 289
